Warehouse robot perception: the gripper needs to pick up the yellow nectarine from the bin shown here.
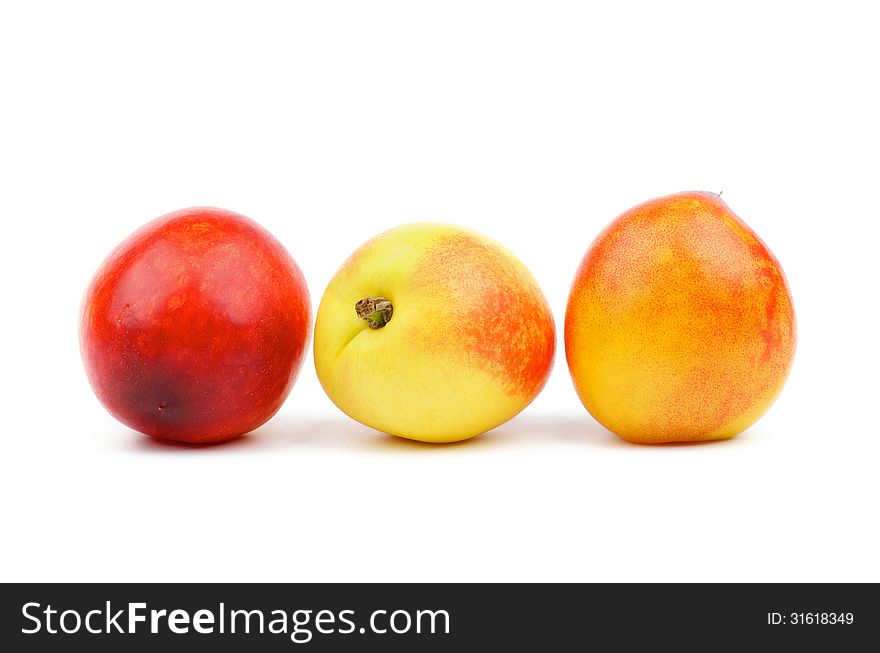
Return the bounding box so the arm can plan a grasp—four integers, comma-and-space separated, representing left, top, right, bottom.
315, 223, 555, 443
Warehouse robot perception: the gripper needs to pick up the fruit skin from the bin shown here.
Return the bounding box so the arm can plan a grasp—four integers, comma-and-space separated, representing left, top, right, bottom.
565, 192, 796, 444
80, 207, 311, 444
314, 223, 555, 443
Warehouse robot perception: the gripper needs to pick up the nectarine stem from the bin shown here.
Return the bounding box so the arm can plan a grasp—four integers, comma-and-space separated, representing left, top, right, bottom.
356, 297, 393, 329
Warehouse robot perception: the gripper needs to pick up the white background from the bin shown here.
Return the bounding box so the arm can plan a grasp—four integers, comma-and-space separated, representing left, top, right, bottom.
1, 1, 878, 582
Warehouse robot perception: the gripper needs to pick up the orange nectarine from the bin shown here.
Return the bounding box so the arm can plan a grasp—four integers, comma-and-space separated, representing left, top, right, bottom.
565, 192, 795, 444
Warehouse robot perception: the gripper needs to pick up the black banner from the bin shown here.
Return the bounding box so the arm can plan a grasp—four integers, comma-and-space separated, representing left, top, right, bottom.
1, 583, 876, 650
